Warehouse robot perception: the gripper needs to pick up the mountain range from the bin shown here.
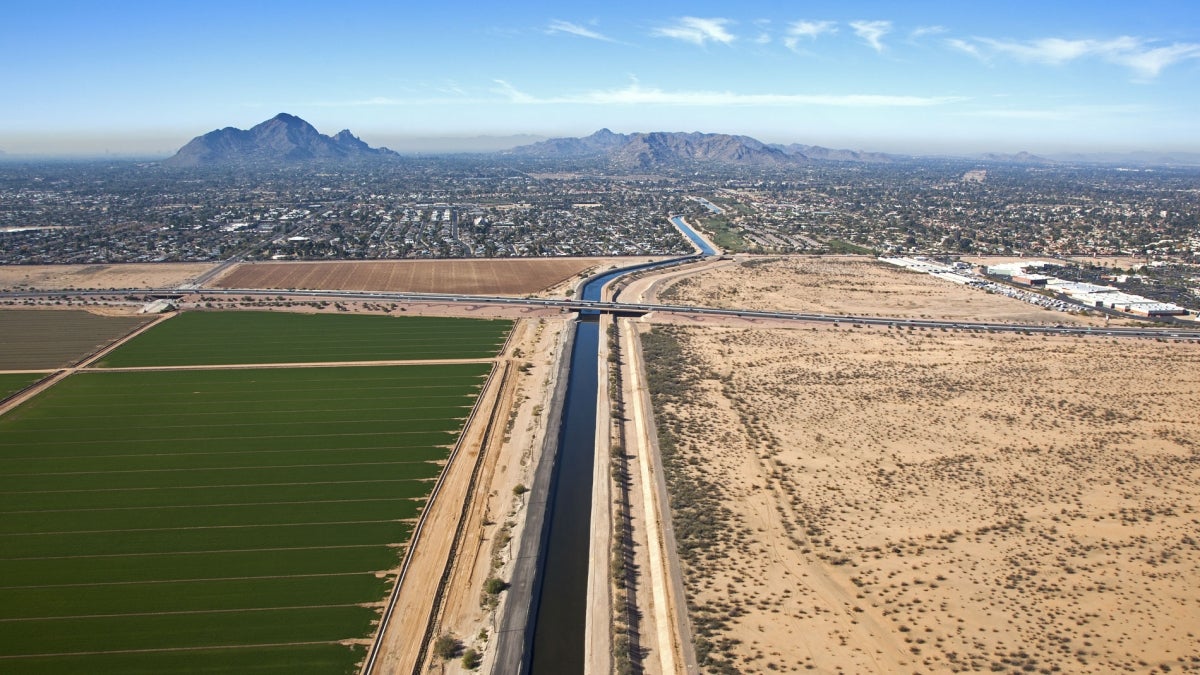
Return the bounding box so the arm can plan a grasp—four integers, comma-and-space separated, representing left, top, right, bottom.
159, 114, 1200, 169
507, 128, 895, 168
162, 113, 396, 167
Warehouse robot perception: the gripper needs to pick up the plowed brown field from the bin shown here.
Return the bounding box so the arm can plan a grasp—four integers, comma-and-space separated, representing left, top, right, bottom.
211, 259, 611, 296
0, 308, 153, 369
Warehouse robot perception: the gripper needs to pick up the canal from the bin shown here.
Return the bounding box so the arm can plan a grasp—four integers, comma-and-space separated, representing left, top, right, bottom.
671, 215, 717, 256
525, 217, 713, 673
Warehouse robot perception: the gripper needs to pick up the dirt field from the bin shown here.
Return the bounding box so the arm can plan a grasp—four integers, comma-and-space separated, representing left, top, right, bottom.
0, 263, 214, 290
0, 308, 153, 370
211, 258, 656, 297
639, 322, 1200, 674
654, 255, 1126, 326
962, 255, 1154, 271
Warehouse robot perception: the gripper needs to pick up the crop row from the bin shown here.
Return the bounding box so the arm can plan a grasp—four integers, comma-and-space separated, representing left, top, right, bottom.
95, 311, 512, 367
0, 356, 494, 672
5, 643, 363, 675
0, 372, 43, 399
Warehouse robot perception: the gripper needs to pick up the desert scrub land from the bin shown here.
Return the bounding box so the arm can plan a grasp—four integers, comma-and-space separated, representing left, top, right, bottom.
642, 324, 1200, 674
657, 255, 1103, 325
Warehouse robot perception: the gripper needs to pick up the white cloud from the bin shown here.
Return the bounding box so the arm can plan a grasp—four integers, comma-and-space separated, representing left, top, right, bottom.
850, 20, 892, 52
1108, 43, 1200, 79
751, 18, 772, 44
957, 103, 1150, 121
653, 17, 736, 46
977, 36, 1137, 64
954, 35, 1200, 79
306, 81, 966, 111
788, 20, 837, 39
910, 25, 947, 40
946, 38, 983, 59
784, 20, 837, 51
493, 80, 964, 108
546, 20, 615, 42
491, 80, 538, 104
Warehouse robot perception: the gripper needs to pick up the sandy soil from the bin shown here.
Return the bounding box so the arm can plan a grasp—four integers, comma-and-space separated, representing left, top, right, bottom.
369, 350, 511, 675
639, 321, 1200, 674
409, 317, 571, 674
653, 255, 1116, 326
0, 263, 214, 290
613, 257, 736, 305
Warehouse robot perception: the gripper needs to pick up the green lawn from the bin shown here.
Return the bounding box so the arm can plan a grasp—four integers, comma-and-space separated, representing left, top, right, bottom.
0, 360, 495, 673
95, 311, 512, 367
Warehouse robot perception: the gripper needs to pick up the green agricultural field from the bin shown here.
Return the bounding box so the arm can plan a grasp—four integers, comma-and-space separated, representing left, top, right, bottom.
96, 311, 512, 367
0, 361, 494, 673
0, 309, 151, 369
0, 373, 43, 400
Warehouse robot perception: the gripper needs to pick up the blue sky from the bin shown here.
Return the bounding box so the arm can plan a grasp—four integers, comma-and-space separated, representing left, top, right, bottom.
2, 0, 1198, 155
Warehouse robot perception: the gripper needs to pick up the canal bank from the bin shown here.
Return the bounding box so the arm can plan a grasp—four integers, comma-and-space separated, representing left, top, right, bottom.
490, 319, 575, 675
506, 217, 716, 674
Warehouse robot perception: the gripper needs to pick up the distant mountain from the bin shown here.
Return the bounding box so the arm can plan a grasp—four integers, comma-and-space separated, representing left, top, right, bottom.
370, 134, 547, 153
976, 151, 1052, 164
516, 128, 630, 158
163, 113, 397, 167
510, 129, 797, 168
773, 143, 895, 163
1046, 151, 1200, 167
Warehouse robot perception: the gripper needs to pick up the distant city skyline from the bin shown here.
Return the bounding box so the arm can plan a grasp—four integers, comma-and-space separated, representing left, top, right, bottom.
2, 0, 1198, 156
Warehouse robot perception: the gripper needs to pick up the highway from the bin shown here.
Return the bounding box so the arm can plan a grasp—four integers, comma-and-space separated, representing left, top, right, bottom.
6, 285, 1200, 341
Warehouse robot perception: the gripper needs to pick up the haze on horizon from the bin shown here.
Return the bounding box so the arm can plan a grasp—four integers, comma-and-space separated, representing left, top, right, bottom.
2, 0, 1198, 158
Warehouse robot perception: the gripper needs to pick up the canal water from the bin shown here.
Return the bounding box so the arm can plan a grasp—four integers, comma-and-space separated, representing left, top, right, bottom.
670, 215, 717, 256
527, 315, 599, 674
525, 217, 712, 674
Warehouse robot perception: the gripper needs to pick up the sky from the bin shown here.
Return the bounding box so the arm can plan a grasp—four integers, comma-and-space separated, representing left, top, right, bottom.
1, 0, 1198, 156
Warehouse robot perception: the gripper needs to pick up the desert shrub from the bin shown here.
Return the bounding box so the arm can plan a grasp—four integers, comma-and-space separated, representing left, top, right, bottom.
433, 634, 461, 660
